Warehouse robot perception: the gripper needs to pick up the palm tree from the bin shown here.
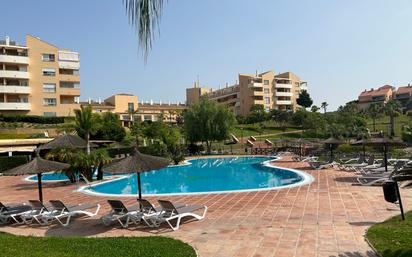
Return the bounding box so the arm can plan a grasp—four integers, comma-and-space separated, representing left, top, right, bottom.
310, 105, 320, 113
45, 147, 77, 182
384, 100, 402, 137
74, 106, 100, 155
367, 104, 382, 131
124, 0, 165, 60
126, 109, 138, 128
72, 151, 94, 181
90, 149, 112, 181
321, 102, 328, 114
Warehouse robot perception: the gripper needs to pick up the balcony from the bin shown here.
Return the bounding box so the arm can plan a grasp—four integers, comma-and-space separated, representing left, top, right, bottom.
0, 85, 30, 94
0, 55, 29, 64
0, 70, 29, 79
60, 87, 80, 96
0, 102, 30, 110
59, 74, 80, 82
252, 90, 264, 96
59, 61, 80, 70
275, 83, 292, 89
276, 92, 293, 97
276, 100, 292, 105
248, 82, 263, 88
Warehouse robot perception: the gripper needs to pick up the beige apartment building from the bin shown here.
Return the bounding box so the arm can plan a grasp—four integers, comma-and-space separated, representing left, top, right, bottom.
0, 35, 80, 116
82, 94, 186, 126
186, 70, 308, 116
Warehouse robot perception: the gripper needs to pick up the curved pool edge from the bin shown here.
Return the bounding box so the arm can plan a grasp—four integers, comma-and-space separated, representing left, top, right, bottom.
25, 172, 69, 183
77, 155, 314, 198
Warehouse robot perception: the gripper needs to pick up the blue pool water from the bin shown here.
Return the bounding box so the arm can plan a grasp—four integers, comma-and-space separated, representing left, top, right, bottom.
84, 156, 313, 196
26, 171, 109, 182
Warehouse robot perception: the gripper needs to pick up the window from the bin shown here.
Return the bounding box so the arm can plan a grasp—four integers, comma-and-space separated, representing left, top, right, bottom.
42, 54, 55, 62
264, 97, 270, 104
43, 83, 56, 93
264, 88, 270, 94
128, 102, 135, 112
60, 81, 80, 88
144, 115, 152, 121
264, 80, 269, 85
44, 112, 56, 117
42, 68, 56, 76
43, 98, 56, 106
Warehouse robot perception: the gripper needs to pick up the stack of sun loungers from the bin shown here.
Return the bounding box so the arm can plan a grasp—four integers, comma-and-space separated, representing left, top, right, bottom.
1, 199, 207, 231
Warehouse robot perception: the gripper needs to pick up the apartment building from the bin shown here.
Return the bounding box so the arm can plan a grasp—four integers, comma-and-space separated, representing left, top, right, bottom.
82, 94, 186, 126
186, 70, 308, 116
357, 85, 396, 109
0, 35, 80, 116
357, 84, 412, 109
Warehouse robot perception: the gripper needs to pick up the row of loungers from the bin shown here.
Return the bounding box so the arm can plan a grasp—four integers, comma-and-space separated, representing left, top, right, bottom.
0, 199, 207, 231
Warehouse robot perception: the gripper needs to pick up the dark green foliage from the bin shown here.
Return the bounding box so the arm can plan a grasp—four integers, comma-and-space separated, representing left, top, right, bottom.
246, 104, 267, 124
0, 232, 196, 257
93, 112, 126, 142
184, 97, 236, 153
367, 211, 412, 257
296, 90, 313, 108
0, 115, 65, 124
0, 156, 29, 172
139, 143, 169, 157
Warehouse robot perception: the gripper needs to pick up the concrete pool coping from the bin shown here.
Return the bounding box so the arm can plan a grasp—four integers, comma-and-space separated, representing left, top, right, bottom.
77, 155, 315, 198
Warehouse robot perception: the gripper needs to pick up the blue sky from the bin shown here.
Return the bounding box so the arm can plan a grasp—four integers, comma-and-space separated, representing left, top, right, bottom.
3, 0, 412, 110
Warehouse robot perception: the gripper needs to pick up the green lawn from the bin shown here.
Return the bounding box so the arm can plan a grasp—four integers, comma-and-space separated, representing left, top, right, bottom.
366, 115, 410, 137
367, 211, 412, 257
0, 232, 196, 257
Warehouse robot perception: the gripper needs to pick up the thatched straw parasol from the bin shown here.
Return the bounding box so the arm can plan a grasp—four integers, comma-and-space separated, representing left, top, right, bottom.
3, 156, 70, 202
38, 134, 97, 150
102, 149, 170, 199
322, 137, 343, 159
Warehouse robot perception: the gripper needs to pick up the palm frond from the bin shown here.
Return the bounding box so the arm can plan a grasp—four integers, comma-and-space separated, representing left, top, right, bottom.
124, 0, 165, 61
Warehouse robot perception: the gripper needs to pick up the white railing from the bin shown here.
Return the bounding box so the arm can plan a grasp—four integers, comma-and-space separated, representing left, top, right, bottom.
59, 61, 80, 69
276, 100, 292, 105
276, 92, 293, 97
248, 82, 263, 88
0, 85, 30, 94
275, 83, 292, 89
0, 102, 30, 110
0, 70, 29, 79
0, 55, 29, 64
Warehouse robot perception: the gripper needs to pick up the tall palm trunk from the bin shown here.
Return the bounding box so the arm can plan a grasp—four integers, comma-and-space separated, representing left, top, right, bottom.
86, 132, 90, 155
390, 115, 395, 136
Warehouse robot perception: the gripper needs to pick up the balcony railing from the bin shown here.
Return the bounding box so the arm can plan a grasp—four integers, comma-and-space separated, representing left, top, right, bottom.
275, 83, 292, 89
0, 85, 30, 94
0, 102, 30, 110
0, 55, 29, 64
0, 70, 29, 79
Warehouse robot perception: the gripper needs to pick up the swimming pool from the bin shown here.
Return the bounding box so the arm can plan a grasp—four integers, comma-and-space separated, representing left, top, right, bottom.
25, 171, 110, 182
81, 156, 313, 197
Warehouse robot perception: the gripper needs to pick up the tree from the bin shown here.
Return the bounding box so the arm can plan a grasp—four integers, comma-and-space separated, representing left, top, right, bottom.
270, 109, 290, 132
131, 121, 145, 146
384, 100, 402, 137
45, 147, 77, 183
184, 97, 236, 154
90, 149, 112, 180
124, 0, 165, 60
93, 112, 126, 142
310, 105, 320, 113
321, 102, 328, 114
367, 104, 383, 131
74, 106, 100, 154
296, 90, 313, 108
246, 104, 267, 124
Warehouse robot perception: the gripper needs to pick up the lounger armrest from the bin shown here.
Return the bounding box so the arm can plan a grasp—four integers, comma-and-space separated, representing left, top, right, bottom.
67, 203, 99, 212
176, 205, 206, 214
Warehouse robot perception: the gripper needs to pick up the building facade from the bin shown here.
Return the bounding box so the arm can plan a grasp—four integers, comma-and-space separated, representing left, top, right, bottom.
82, 94, 186, 126
0, 35, 80, 116
356, 84, 412, 109
186, 70, 308, 116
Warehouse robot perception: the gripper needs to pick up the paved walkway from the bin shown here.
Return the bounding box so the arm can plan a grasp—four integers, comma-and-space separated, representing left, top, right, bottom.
0, 156, 411, 257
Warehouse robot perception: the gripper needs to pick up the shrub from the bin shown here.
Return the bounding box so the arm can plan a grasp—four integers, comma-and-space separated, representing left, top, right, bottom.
0, 115, 65, 124
0, 156, 29, 172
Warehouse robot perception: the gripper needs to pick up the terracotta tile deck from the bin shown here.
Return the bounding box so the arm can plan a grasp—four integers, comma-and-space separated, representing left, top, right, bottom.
1, 155, 411, 257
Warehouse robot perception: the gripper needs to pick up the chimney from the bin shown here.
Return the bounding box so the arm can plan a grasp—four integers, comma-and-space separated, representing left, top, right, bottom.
194, 81, 197, 88
168, 101, 171, 106
159, 100, 162, 105
5, 36, 10, 45
255, 70, 258, 77
88, 98, 91, 104
150, 99, 153, 105
98, 97, 101, 104
226, 82, 228, 88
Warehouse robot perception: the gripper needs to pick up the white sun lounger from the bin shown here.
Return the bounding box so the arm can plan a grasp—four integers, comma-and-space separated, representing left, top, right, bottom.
40, 200, 100, 227
101, 200, 141, 228
0, 202, 32, 224
147, 200, 207, 231
20, 200, 53, 225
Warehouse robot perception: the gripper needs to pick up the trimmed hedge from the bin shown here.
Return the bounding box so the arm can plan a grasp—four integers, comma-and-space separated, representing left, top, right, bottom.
0, 156, 29, 172
0, 115, 66, 124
